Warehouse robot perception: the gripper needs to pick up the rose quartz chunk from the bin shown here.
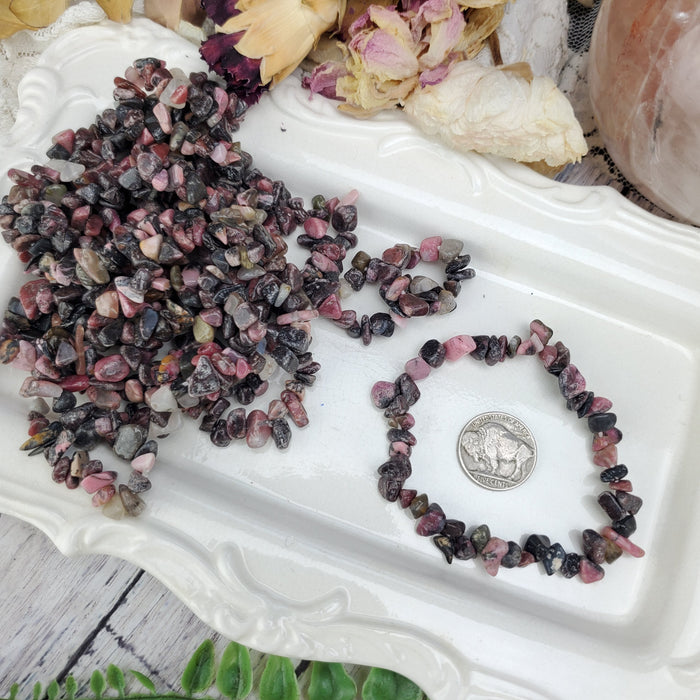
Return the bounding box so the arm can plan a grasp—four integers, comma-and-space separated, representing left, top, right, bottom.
579, 558, 606, 583
419, 236, 442, 262
81, 471, 117, 494
131, 452, 156, 475
404, 357, 431, 380
444, 335, 476, 360
303, 217, 328, 239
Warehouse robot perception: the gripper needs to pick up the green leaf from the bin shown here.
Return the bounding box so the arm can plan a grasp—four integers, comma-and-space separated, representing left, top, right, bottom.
46, 680, 60, 700
32, 682, 41, 700
90, 670, 106, 699
130, 671, 157, 694
8, 683, 19, 700
181, 639, 216, 695
259, 655, 300, 700
361, 667, 423, 700
307, 662, 356, 700
65, 675, 77, 700
216, 642, 253, 699
106, 665, 126, 696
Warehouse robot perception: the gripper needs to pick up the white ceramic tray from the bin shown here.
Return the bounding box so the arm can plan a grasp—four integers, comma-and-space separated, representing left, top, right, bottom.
2, 18, 700, 700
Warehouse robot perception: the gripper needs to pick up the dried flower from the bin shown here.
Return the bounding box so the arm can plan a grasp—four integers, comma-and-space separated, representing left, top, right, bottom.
0, 0, 67, 38
403, 60, 588, 167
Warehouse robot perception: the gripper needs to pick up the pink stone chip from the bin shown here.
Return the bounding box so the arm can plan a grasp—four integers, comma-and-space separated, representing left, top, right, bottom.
131, 452, 156, 475
390, 441, 411, 457
579, 558, 605, 583
318, 294, 342, 320
371, 381, 397, 408
92, 485, 116, 507
593, 444, 618, 468
246, 409, 271, 448
404, 357, 431, 380
589, 396, 613, 414
529, 319, 553, 344
81, 471, 117, 494
303, 217, 328, 239
481, 537, 509, 576
601, 526, 645, 558
94, 354, 130, 382
592, 428, 623, 452
443, 335, 477, 361
419, 235, 442, 262
539, 344, 557, 368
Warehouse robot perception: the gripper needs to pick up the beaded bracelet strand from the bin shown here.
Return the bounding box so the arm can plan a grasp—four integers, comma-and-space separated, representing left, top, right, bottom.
371, 320, 645, 584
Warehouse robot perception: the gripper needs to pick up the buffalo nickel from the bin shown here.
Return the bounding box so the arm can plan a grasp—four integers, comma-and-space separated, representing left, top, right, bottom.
458, 412, 537, 491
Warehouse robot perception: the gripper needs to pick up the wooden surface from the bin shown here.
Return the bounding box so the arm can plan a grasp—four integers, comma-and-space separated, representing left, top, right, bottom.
0, 513, 365, 697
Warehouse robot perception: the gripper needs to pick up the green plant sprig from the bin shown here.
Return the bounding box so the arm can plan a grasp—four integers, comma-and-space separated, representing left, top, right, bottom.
2, 640, 426, 700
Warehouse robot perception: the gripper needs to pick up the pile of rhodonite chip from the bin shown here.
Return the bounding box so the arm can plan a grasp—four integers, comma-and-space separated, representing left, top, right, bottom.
0, 57, 354, 517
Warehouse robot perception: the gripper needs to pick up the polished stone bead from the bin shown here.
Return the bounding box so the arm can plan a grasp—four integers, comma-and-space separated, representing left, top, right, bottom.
113, 423, 148, 460
419, 339, 446, 367
500, 541, 522, 568
604, 538, 623, 564
600, 464, 628, 483
469, 524, 491, 554
579, 558, 605, 583
524, 533, 551, 562
582, 528, 606, 564
598, 491, 626, 520
560, 552, 581, 578
601, 526, 645, 557
612, 514, 637, 537
453, 535, 477, 560
433, 535, 454, 564
416, 503, 446, 536
399, 488, 417, 508
588, 412, 617, 433
592, 428, 623, 451
615, 490, 643, 515
408, 493, 429, 519
542, 542, 567, 575
481, 537, 508, 576
558, 364, 586, 398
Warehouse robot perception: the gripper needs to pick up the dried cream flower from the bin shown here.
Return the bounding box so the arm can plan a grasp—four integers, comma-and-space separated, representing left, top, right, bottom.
219, 0, 346, 86
403, 60, 588, 167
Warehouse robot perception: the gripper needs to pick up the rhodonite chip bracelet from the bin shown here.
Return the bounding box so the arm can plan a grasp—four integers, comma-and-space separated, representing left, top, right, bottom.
371, 321, 645, 584
0, 58, 474, 518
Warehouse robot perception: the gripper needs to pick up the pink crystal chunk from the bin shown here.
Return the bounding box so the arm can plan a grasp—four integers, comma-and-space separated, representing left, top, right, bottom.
404, 357, 431, 380
443, 335, 476, 360
419, 236, 442, 262
579, 559, 605, 584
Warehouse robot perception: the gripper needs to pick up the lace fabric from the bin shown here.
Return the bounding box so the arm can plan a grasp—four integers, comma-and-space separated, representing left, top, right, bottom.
0, 0, 676, 222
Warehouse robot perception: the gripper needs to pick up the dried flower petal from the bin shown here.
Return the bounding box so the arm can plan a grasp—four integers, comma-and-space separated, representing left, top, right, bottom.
6, 0, 66, 31
95, 0, 133, 23
218, 0, 344, 85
